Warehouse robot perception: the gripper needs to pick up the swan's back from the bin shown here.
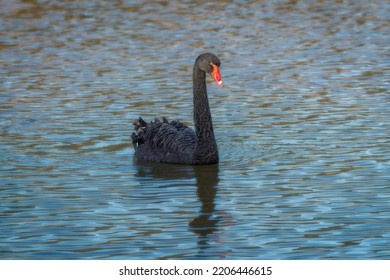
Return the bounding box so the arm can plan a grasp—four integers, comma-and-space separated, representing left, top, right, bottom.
131, 117, 197, 164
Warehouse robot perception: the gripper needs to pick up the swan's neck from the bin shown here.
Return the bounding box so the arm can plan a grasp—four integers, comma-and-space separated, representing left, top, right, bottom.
192, 65, 218, 164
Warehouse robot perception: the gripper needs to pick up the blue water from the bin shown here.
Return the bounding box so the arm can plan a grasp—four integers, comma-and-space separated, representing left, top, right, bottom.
1, 0, 389, 259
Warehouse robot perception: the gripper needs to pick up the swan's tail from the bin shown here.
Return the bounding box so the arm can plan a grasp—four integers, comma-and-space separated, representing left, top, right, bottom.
133, 117, 147, 132
131, 117, 147, 148
131, 117, 171, 148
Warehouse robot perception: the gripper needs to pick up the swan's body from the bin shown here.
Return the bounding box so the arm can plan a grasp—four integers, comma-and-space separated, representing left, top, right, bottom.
131, 53, 223, 165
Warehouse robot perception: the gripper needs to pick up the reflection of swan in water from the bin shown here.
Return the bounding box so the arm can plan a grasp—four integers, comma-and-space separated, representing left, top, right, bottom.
133, 159, 197, 180
133, 160, 224, 256
189, 165, 219, 237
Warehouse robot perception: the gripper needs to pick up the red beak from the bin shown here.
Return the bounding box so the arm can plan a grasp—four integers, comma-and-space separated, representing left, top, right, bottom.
210, 63, 223, 87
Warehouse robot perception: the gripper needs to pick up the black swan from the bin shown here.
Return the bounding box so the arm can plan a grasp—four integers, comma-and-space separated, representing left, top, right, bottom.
131, 53, 223, 165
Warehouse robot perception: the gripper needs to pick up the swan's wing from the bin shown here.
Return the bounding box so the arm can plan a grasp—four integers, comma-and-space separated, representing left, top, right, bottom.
132, 117, 196, 163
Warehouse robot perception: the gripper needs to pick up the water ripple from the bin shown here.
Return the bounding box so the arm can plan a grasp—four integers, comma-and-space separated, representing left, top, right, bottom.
1, 0, 389, 259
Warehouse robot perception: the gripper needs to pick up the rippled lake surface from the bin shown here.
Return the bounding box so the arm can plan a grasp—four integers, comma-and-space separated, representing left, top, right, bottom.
1, 0, 389, 259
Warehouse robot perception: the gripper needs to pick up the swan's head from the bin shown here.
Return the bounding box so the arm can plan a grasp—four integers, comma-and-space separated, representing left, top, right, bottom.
196, 53, 223, 87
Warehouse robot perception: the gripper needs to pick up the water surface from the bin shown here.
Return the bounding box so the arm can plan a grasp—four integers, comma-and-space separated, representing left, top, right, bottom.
1, 0, 389, 259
